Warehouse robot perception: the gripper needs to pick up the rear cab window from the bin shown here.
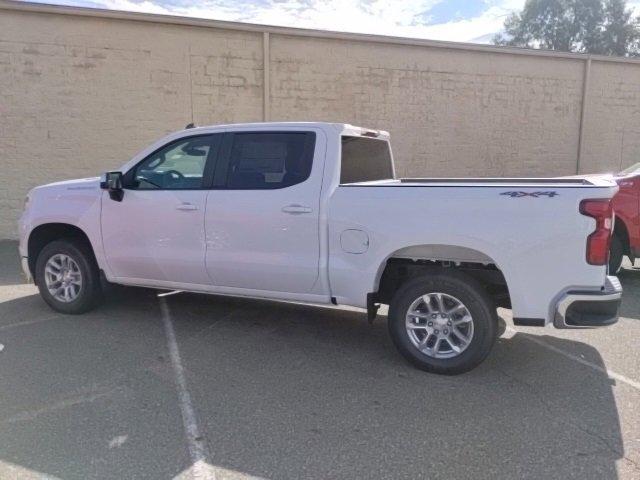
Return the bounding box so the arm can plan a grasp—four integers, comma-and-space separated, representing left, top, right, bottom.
340, 136, 394, 184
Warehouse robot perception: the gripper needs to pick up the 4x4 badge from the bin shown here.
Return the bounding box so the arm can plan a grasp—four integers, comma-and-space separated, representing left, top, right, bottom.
500, 191, 558, 198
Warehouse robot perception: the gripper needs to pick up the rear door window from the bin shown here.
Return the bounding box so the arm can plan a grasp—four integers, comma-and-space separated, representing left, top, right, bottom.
222, 132, 316, 189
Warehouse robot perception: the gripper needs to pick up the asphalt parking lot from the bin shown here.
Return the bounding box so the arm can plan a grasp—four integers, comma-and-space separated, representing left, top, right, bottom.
0, 240, 639, 480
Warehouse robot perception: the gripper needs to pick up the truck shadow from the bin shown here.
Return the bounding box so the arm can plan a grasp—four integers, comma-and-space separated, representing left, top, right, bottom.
0, 288, 627, 479
617, 266, 640, 319
0, 240, 25, 287
148, 291, 629, 479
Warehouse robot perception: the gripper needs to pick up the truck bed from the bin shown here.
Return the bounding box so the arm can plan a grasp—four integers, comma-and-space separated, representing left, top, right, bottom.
342, 177, 614, 188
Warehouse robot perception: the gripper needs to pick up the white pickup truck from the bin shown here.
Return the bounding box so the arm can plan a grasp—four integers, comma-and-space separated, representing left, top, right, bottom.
19, 122, 622, 374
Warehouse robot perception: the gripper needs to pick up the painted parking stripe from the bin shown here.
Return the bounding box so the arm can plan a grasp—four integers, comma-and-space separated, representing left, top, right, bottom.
507, 327, 640, 391
0, 316, 61, 331
158, 290, 184, 298
159, 297, 214, 480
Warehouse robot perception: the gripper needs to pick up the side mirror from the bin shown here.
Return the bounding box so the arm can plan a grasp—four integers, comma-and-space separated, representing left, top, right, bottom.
101, 171, 124, 201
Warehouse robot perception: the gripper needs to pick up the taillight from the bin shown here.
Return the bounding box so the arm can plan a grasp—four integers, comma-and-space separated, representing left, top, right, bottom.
579, 199, 613, 266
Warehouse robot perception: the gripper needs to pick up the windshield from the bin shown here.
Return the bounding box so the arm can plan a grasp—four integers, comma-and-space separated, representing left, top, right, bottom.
619, 162, 640, 176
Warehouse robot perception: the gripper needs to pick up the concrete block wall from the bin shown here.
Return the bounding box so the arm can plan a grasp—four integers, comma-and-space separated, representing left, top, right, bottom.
1, 1, 639, 238
269, 35, 585, 177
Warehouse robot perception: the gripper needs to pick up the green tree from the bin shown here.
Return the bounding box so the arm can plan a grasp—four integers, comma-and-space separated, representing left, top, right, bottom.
493, 0, 640, 56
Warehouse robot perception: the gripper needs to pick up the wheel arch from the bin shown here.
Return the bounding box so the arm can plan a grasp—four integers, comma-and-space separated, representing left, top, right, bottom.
27, 223, 98, 282
372, 244, 510, 307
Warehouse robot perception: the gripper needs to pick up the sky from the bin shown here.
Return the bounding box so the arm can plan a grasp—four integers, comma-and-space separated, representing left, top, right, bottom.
27, 0, 640, 44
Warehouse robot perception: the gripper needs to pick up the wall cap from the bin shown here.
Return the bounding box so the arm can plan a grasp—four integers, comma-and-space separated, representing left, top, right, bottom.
3, 0, 640, 65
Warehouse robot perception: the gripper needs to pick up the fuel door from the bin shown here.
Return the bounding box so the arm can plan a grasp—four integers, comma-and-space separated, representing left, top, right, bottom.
340, 229, 370, 254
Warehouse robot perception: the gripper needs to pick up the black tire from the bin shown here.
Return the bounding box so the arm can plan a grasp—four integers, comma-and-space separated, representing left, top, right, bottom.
35, 239, 102, 314
388, 271, 498, 375
609, 233, 624, 275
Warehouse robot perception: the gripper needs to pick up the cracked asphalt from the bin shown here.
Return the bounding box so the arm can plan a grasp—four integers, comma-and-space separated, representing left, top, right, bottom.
0, 239, 639, 479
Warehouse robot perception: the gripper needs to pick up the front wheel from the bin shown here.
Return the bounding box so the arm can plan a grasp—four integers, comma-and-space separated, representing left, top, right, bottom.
388, 271, 498, 375
35, 239, 102, 314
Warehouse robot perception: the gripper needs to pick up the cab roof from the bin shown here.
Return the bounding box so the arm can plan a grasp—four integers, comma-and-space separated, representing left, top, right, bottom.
180, 122, 390, 140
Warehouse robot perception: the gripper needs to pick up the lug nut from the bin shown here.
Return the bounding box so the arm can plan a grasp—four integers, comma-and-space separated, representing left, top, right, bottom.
441, 314, 447, 318
434, 329, 439, 334
447, 321, 452, 326
431, 314, 437, 319
444, 329, 449, 334
427, 321, 433, 327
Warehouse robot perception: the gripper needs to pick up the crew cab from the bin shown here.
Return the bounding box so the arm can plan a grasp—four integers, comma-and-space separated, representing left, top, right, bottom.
609, 162, 640, 273
19, 122, 623, 374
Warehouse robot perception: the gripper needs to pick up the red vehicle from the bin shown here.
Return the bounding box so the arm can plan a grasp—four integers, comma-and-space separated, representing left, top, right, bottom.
610, 163, 640, 273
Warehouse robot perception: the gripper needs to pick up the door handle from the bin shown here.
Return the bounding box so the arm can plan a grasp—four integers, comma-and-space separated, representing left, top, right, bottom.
282, 204, 312, 214
176, 203, 198, 211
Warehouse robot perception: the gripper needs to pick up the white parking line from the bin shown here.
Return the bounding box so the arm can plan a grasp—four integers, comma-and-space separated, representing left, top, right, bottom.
159, 297, 214, 480
158, 290, 184, 298
507, 326, 640, 391
0, 316, 61, 331
2, 389, 113, 424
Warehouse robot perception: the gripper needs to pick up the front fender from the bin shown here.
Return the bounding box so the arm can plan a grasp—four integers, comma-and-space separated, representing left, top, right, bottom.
20, 183, 106, 273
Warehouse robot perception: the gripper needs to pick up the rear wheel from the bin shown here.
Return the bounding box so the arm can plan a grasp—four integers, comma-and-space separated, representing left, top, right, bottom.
609, 233, 624, 274
388, 271, 498, 375
35, 239, 102, 314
